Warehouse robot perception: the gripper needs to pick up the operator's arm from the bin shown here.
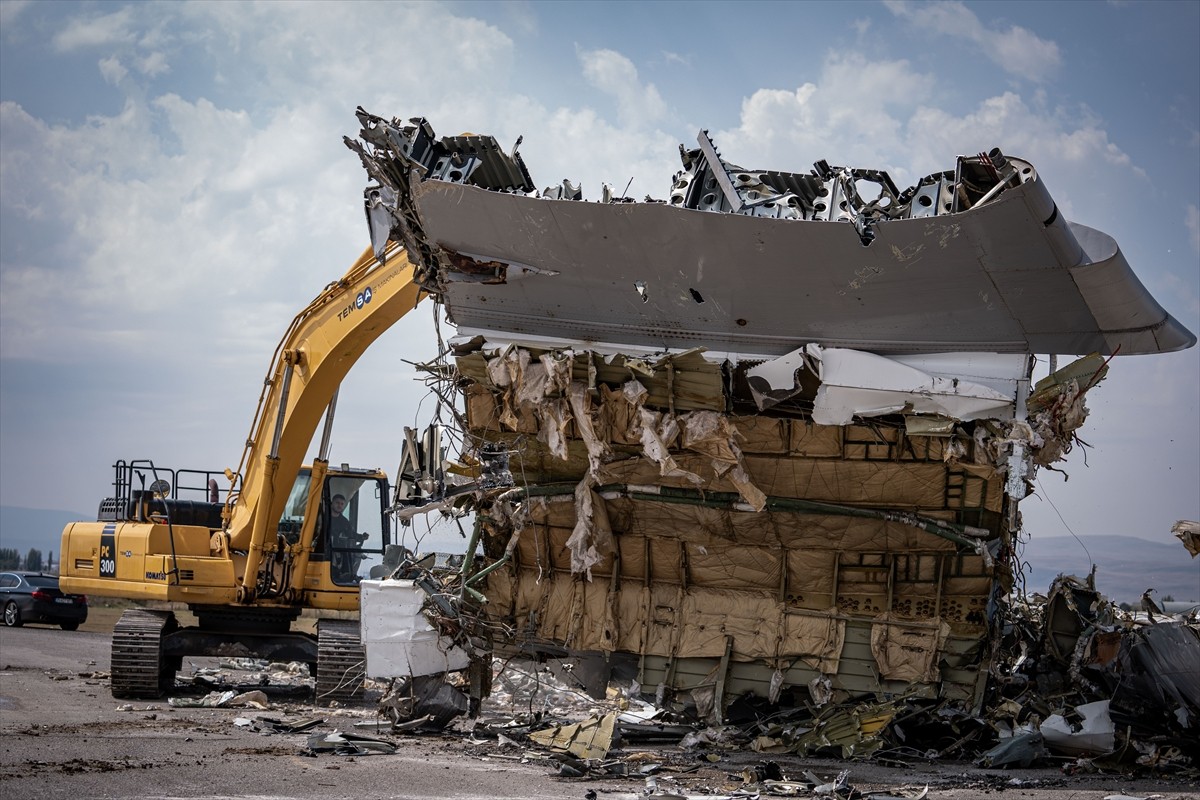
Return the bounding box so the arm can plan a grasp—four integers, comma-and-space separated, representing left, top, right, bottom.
330, 515, 358, 547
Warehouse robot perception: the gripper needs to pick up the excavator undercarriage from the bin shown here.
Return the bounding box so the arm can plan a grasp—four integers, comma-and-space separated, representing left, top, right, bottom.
108, 607, 367, 704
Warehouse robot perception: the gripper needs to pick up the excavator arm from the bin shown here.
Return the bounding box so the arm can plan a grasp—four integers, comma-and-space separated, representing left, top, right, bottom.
221, 240, 424, 600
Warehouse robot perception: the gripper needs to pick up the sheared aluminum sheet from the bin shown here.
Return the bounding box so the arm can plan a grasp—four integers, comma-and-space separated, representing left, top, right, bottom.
360, 579, 470, 678
797, 345, 1019, 425
412, 178, 1194, 357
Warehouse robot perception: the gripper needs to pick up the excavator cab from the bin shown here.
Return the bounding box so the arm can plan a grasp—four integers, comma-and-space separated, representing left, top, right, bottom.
321, 469, 389, 585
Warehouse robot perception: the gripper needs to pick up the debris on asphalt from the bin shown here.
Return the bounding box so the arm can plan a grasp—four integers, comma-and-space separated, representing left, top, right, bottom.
255, 716, 325, 734
167, 689, 270, 709
303, 730, 397, 756
528, 713, 618, 760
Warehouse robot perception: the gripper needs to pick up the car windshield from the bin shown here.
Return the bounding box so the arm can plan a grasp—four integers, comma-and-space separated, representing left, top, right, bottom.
25, 576, 58, 588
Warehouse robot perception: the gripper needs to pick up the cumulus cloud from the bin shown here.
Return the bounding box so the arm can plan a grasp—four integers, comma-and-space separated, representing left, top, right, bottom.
184, 2, 515, 102
52, 6, 138, 51
98, 56, 128, 86
136, 51, 170, 77
527, 105, 679, 198
48, 6, 174, 90
884, 0, 1061, 82
714, 51, 1139, 202
904, 93, 1136, 178
0, 3, 523, 369
718, 53, 935, 174
579, 48, 667, 127
0, 96, 233, 352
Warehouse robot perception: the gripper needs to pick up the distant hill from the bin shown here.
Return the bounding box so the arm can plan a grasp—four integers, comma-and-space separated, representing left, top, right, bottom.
1021, 534, 1200, 604
0, 505, 91, 563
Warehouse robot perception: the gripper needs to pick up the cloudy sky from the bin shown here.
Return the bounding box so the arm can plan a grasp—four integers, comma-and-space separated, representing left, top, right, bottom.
1, 0, 1197, 554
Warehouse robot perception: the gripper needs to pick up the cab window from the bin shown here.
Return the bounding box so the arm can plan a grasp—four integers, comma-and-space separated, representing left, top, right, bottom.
324, 476, 387, 585
276, 470, 312, 544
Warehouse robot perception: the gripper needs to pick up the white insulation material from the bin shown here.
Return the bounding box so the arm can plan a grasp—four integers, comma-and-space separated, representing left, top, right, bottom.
360, 579, 470, 678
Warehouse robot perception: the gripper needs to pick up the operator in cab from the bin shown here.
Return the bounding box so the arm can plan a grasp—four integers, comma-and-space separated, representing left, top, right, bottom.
329, 494, 355, 544
329, 493, 367, 582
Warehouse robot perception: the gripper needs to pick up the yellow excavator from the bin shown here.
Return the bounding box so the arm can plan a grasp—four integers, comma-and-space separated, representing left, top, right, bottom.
59, 241, 426, 701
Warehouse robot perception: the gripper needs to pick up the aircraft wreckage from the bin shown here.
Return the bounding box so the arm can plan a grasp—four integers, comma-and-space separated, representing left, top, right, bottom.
343, 108, 1197, 761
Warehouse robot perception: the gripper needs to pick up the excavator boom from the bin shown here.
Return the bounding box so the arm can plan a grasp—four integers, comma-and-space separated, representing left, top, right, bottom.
222, 242, 423, 597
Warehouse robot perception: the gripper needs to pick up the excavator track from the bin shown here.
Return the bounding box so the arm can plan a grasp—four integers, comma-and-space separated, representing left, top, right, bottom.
111, 609, 178, 699
315, 619, 365, 705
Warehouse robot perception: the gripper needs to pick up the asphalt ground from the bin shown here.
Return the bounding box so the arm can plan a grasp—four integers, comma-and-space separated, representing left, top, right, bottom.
2, 621, 1198, 800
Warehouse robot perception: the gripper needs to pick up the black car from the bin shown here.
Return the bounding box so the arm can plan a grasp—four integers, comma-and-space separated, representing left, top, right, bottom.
0, 572, 88, 630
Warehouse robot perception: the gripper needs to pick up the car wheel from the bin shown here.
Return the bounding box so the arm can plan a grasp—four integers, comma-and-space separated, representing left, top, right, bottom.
60, 621, 80, 631
3, 601, 22, 627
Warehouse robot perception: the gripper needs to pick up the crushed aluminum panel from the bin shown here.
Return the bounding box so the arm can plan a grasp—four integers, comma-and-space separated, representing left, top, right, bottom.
889, 352, 1030, 397
747, 347, 1028, 421
1040, 700, 1116, 756
528, 713, 617, 760
1112, 622, 1200, 732
797, 345, 1018, 425
409, 176, 1194, 357
360, 579, 470, 678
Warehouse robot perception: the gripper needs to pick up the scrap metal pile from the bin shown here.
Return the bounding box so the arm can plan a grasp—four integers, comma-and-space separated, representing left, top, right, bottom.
342, 109, 1198, 774
978, 574, 1200, 772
